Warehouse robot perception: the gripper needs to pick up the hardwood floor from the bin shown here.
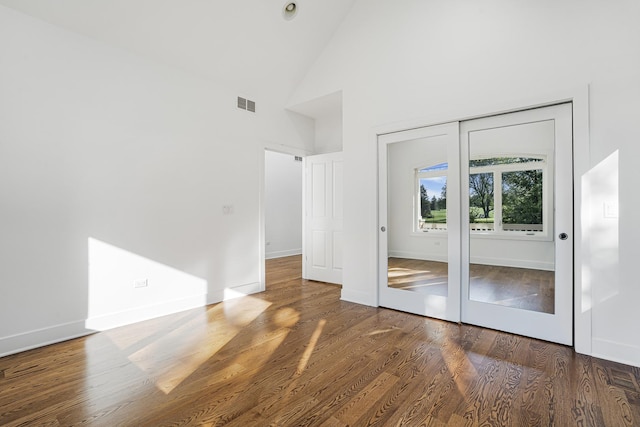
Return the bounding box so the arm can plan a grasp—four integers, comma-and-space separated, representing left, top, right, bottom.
1, 255, 639, 426
388, 258, 554, 314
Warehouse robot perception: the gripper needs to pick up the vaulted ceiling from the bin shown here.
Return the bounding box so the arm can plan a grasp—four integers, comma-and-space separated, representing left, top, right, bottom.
0, 0, 356, 101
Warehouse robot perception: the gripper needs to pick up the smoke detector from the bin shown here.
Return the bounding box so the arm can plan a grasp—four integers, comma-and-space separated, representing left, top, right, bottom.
282, 2, 298, 21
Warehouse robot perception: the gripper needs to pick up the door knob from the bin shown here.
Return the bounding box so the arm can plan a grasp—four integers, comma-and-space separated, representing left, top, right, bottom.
559, 233, 568, 240
381, 226, 386, 232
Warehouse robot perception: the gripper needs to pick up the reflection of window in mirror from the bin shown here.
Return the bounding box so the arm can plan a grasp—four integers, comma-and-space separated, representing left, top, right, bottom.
468, 156, 548, 239
415, 163, 447, 232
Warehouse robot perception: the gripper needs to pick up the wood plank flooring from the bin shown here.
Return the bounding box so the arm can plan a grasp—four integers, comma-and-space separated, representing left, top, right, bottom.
1, 255, 639, 426
388, 258, 554, 314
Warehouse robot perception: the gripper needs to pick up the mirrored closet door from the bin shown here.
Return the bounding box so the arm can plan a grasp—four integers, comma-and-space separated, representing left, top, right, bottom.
378, 103, 573, 345
460, 104, 573, 345
378, 122, 461, 322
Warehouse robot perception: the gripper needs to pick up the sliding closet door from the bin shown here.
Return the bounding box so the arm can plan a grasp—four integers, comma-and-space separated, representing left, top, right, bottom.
378, 122, 460, 321
460, 103, 573, 345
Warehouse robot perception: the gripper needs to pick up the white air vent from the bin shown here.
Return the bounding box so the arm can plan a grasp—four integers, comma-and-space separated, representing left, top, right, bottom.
294, 156, 303, 162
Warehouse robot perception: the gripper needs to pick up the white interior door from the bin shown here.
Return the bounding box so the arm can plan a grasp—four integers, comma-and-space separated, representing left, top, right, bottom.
378, 122, 461, 321
460, 103, 573, 345
303, 152, 343, 284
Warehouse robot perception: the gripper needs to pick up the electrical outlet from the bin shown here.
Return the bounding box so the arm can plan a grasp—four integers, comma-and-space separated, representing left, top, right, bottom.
134, 279, 148, 288
604, 201, 618, 219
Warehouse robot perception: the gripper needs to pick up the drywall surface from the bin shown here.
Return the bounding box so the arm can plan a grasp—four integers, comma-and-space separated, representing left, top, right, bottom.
0, 5, 313, 355
290, 0, 640, 366
315, 111, 343, 154
265, 151, 302, 259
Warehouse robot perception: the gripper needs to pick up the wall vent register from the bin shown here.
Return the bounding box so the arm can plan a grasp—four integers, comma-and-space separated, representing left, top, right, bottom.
237, 96, 256, 113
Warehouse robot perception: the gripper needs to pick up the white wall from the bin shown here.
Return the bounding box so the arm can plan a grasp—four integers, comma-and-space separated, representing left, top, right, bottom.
0, 5, 314, 356
314, 111, 343, 154
265, 150, 303, 259
289, 0, 640, 366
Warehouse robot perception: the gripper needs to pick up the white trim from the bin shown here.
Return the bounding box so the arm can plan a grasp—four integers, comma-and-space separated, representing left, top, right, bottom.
388, 251, 448, 263
469, 256, 554, 271
258, 147, 267, 292
207, 282, 263, 304
389, 251, 553, 271
0, 320, 93, 358
592, 338, 640, 368
265, 249, 302, 259
86, 294, 207, 331
572, 86, 592, 356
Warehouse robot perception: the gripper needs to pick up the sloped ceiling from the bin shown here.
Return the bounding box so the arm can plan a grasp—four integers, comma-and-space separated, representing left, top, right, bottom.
0, 0, 355, 100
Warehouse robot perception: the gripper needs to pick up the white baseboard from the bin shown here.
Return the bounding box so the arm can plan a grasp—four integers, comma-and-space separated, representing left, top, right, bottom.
265, 249, 302, 260
0, 320, 93, 358
592, 338, 640, 368
470, 255, 554, 271
388, 251, 553, 271
85, 294, 208, 332
207, 281, 264, 304
1, 282, 265, 358
388, 251, 447, 263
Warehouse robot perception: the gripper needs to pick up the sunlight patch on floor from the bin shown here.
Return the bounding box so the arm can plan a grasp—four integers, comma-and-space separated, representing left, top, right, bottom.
388, 267, 432, 278
442, 335, 478, 396
296, 319, 327, 376
124, 295, 271, 394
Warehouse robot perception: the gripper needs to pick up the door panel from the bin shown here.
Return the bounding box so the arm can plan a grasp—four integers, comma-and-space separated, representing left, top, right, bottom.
304, 152, 343, 284
461, 103, 573, 345
378, 122, 461, 321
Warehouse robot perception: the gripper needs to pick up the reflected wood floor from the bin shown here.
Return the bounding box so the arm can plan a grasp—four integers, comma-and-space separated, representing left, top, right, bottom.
388, 258, 554, 314
1, 255, 639, 426
469, 263, 554, 314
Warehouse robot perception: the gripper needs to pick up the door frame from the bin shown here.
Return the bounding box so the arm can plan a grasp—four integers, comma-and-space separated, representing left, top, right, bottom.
374, 86, 591, 352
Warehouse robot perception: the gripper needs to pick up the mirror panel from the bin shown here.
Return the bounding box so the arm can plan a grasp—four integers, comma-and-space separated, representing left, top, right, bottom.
387, 135, 449, 296
467, 121, 555, 314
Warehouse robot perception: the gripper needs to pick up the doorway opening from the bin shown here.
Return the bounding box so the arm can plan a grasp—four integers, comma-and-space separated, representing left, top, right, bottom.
264, 150, 303, 289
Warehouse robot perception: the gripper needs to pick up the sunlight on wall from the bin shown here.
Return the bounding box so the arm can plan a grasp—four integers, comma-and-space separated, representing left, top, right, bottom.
86, 237, 208, 331
583, 150, 619, 309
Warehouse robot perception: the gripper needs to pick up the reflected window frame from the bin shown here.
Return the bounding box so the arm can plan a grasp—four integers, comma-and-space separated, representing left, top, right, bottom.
468, 155, 552, 241
414, 163, 448, 233
414, 156, 552, 241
